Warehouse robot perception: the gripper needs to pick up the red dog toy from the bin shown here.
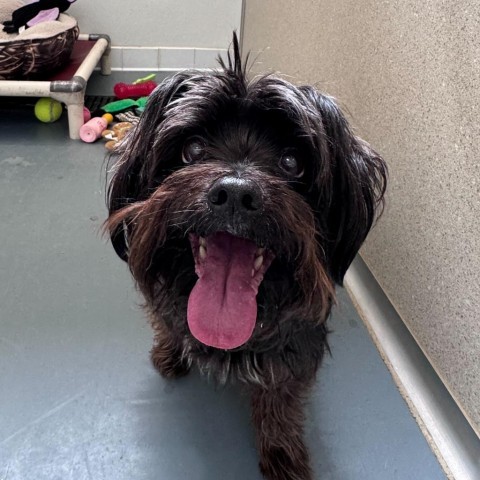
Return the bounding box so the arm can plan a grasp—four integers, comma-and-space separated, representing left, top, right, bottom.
113, 81, 157, 99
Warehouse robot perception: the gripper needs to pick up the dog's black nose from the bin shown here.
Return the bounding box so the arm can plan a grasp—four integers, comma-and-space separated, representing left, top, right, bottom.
208, 177, 262, 215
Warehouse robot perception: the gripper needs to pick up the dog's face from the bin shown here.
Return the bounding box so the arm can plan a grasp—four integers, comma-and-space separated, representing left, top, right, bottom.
106, 37, 386, 352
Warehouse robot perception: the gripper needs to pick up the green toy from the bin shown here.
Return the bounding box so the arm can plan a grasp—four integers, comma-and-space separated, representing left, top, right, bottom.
93, 97, 149, 118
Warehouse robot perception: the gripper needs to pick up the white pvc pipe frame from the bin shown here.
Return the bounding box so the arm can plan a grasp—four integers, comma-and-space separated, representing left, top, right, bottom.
0, 33, 111, 139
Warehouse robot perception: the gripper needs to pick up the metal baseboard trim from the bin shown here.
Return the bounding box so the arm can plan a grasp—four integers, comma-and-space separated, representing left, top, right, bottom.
344, 256, 480, 480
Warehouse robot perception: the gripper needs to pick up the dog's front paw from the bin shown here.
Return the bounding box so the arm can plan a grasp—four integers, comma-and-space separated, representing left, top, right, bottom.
259, 444, 312, 480
251, 381, 315, 480
150, 342, 191, 379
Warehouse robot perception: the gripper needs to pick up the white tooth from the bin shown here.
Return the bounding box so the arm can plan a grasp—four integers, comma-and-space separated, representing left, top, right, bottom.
199, 236, 206, 246
256, 247, 265, 256
254, 255, 264, 271
199, 245, 207, 260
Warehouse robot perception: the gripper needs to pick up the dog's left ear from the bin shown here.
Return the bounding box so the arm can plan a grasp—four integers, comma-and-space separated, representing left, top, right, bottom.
299, 86, 387, 284
106, 72, 196, 261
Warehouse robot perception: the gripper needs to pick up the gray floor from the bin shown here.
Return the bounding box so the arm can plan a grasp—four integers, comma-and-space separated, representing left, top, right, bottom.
0, 94, 446, 480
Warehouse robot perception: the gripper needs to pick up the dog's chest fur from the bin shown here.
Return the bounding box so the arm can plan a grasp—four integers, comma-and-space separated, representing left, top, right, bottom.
149, 287, 330, 387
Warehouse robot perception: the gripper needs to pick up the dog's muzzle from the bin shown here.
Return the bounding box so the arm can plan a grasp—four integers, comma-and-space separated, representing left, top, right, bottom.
184, 176, 273, 350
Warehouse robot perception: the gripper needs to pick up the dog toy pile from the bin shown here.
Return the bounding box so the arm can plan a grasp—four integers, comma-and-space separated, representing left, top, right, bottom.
79, 74, 155, 148
28, 73, 152, 145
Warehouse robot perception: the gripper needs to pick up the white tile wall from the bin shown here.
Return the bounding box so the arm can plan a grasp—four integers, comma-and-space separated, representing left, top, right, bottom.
122, 48, 159, 70
194, 49, 227, 69
159, 48, 195, 70
109, 47, 228, 71
109, 47, 123, 70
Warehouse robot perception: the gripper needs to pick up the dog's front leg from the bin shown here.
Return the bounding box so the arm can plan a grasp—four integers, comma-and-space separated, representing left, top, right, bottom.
150, 321, 191, 379
251, 380, 313, 480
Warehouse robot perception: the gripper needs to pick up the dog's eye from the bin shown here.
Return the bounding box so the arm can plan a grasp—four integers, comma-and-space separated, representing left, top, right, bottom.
279, 153, 303, 178
182, 137, 207, 164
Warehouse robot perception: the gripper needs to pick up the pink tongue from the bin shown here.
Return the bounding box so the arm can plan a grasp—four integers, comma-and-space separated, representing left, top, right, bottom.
187, 232, 259, 349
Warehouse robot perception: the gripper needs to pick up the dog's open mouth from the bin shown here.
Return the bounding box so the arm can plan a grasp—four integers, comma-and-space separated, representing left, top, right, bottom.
187, 232, 274, 350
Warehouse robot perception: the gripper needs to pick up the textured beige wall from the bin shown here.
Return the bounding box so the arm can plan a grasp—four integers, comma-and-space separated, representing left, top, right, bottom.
243, 0, 480, 435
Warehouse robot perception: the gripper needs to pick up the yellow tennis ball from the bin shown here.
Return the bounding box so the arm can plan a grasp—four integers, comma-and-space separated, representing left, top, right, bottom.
34, 98, 63, 123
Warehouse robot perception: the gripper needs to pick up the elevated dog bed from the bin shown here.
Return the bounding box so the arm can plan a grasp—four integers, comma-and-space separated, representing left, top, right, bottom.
0, 1, 111, 139
0, 33, 111, 139
0, 13, 78, 80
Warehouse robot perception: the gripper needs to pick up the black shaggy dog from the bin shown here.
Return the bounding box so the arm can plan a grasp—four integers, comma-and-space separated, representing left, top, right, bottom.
105, 34, 387, 480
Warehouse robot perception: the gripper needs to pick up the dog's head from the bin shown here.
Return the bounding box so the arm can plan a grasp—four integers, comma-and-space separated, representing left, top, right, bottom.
105, 34, 387, 351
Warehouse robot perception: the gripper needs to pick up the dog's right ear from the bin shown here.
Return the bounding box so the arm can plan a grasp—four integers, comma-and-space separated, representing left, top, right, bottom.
297, 86, 387, 284
106, 72, 193, 261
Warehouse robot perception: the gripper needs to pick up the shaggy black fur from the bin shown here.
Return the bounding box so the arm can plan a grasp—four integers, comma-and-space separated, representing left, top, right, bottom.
105, 33, 387, 480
